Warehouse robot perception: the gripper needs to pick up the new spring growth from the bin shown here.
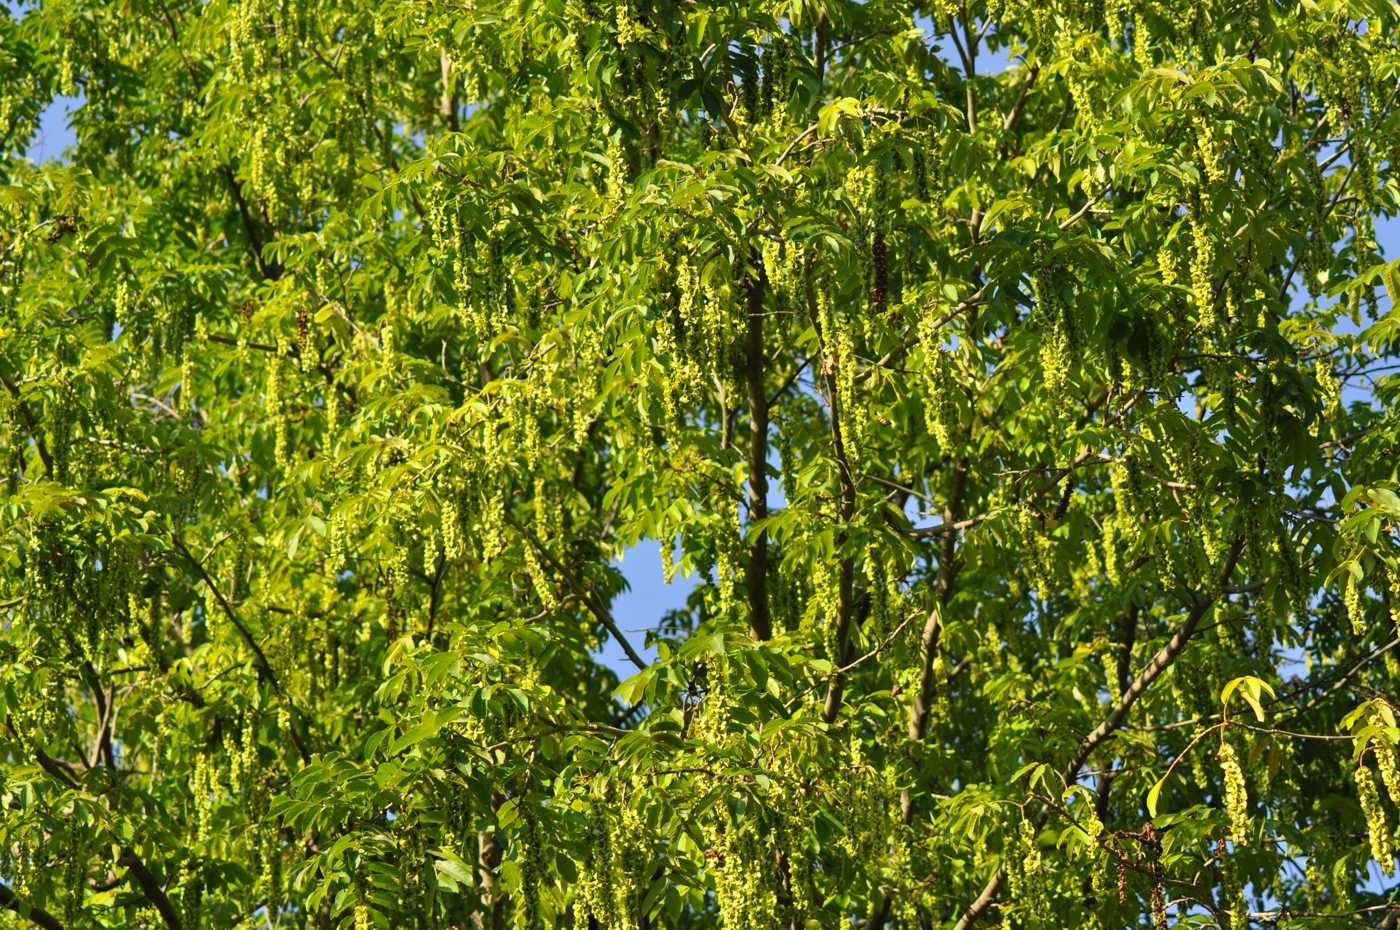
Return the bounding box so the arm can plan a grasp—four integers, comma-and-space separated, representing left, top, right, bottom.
1345, 574, 1365, 636
1356, 760, 1394, 876
1218, 740, 1249, 844
1359, 707, 1400, 805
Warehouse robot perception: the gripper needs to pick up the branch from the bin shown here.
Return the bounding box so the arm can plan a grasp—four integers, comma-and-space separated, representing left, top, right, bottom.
867, 461, 968, 930
1251, 900, 1400, 925
777, 122, 821, 165
170, 534, 311, 762
153, 0, 199, 80
1144, 636, 1400, 734
504, 512, 647, 671
8, 719, 183, 930
440, 48, 460, 132
82, 662, 117, 769
425, 552, 448, 640
8, 727, 83, 789
218, 165, 281, 281
118, 848, 184, 930
902, 510, 994, 538
956, 5, 977, 134
1001, 66, 1039, 135
1274, 159, 1355, 303
0, 367, 54, 476
1069, 542, 1240, 766
907, 460, 966, 756
782, 611, 919, 713
1094, 605, 1140, 828
950, 536, 1246, 930
855, 278, 991, 388
766, 357, 812, 409
478, 794, 508, 930
806, 258, 862, 724
0, 882, 64, 930
152, 2, 283, 286
1055, 187, 1112, 230
741, 258, 773, 641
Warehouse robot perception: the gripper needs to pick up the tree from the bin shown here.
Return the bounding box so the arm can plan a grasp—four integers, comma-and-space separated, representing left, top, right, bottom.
1, 0, 1400, 927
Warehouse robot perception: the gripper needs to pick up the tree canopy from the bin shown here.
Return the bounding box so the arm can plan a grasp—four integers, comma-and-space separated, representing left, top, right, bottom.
3, 0, 1400, 928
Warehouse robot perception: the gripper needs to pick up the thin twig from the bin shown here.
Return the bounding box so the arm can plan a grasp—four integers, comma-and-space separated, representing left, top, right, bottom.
504, 512, 648, 671
170, 534, 311, 761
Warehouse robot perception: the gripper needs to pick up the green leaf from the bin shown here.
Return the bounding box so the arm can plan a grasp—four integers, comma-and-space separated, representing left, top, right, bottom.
1221, 676, 1275, 723
497, 797, 520, 831
433, 856, 473, 892
1146, 774, 1168, 819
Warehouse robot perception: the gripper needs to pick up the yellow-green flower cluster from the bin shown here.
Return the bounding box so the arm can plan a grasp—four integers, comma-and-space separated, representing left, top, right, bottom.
1356, 761, 1394, 875
1218, 740, 1249, 844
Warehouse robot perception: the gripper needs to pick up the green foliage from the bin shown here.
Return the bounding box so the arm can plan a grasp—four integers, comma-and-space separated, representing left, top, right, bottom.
1, 1, 1400, 928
